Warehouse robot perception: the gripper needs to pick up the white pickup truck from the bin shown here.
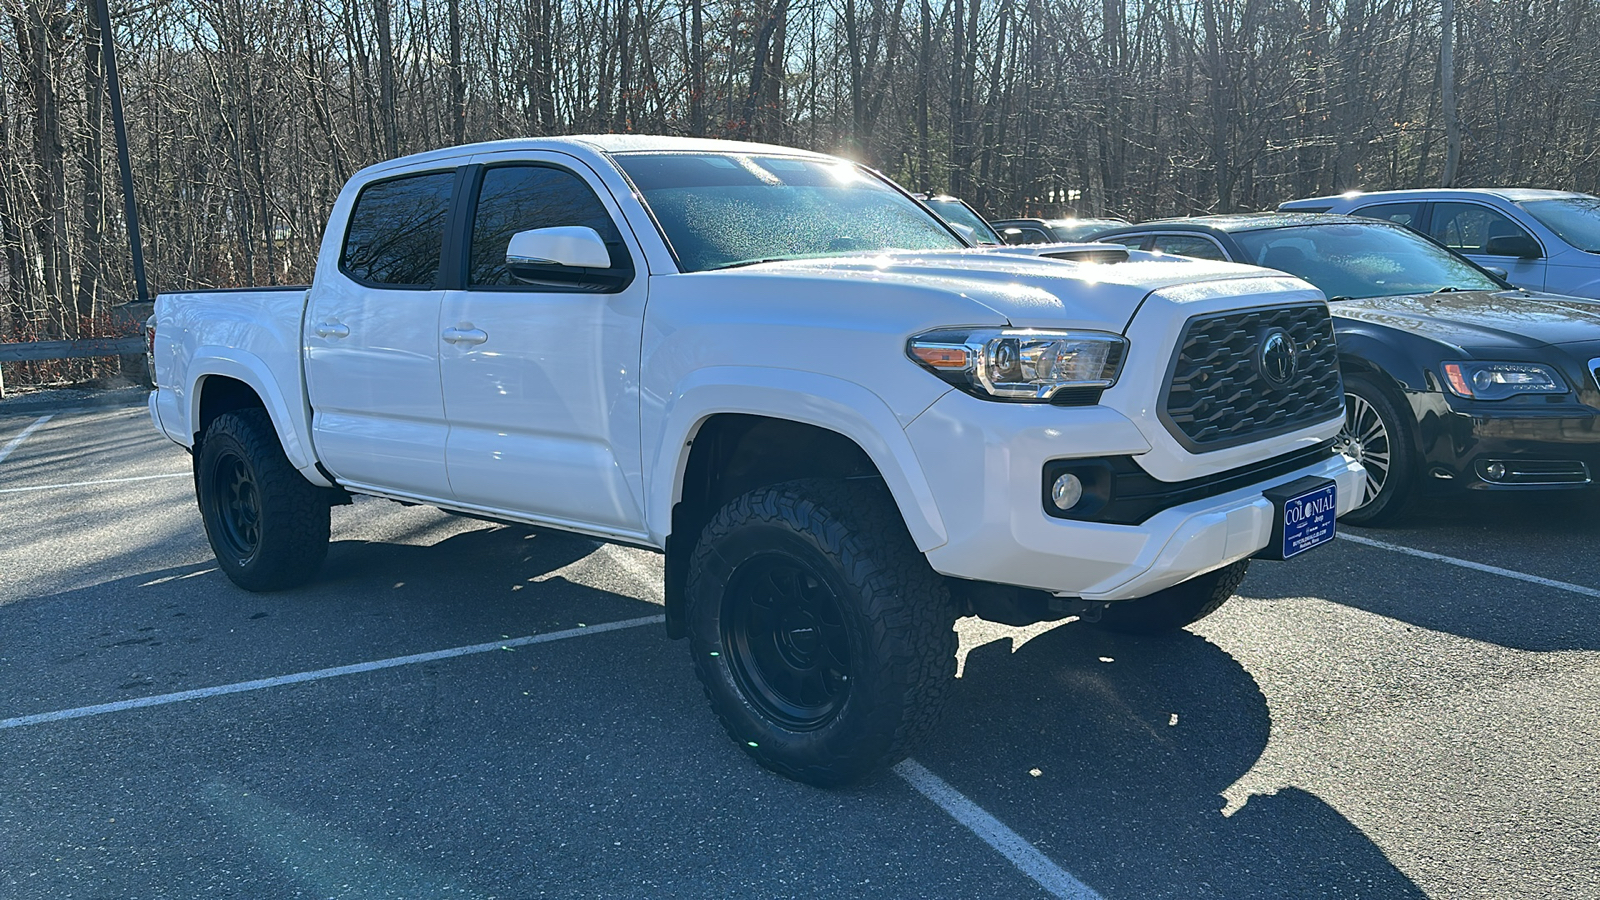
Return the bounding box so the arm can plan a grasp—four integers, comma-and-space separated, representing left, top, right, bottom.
150, 135, 1364, 785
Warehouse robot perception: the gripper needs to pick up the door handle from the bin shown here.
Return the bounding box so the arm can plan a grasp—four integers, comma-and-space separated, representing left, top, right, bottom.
314, 321, 349, 339
442, 326, 488, 346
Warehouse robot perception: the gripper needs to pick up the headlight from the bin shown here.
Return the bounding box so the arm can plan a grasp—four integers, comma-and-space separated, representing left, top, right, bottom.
908, 327, 1127, 401
1441, 361, 1567, 400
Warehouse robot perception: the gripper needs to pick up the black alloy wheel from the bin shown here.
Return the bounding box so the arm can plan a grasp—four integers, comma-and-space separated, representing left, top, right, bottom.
206, 448, 263, 565
685, 479, 957, 787
722, 552, 853, 730
195, 408, 331, 591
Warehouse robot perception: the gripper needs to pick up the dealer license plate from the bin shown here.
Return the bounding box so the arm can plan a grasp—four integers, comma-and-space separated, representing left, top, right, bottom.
1260, 476, 1338, 561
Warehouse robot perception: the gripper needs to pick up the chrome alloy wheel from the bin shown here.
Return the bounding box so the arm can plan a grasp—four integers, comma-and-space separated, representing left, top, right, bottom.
1336, 391, 1392, 509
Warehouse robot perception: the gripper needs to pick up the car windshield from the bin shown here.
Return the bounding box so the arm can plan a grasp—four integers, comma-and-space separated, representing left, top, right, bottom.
613, 152, 965, 272
1233, 222, 1502, 299
1517, 197, 1600, 252
1046, 219, 1129, 241
923, 198, 1003, 244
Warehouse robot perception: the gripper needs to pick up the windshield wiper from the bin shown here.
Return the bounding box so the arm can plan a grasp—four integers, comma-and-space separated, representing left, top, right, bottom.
1432, 286, 1469, 293
705, 257, 795, 272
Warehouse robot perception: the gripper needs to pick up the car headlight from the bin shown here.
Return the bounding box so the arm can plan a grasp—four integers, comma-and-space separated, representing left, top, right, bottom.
1441, 361, 1567, 400
907, 328, 1127, 401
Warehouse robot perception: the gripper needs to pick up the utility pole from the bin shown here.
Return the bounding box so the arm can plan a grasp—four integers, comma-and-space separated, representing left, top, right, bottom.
93, 0, 148, 304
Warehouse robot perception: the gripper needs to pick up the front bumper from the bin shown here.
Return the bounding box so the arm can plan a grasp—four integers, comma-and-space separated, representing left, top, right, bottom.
905, 393, 1360, 601
1416, 393, 1600, 490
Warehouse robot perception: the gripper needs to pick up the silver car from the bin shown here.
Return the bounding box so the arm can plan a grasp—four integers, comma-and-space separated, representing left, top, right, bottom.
1280, 188, 1600, 299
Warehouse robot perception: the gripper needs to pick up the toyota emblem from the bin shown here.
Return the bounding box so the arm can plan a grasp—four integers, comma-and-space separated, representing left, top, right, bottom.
1258, 328, 1298, 389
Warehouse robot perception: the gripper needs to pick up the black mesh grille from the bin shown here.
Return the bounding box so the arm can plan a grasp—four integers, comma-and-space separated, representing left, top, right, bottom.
1161, 304, 1343, 451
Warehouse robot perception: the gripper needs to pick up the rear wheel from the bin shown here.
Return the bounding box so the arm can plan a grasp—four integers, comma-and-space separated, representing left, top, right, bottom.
686, 479, 956, 786
195, 409, 330, 591
1086, 561, 1248, 634
1336, 373, 1417, 526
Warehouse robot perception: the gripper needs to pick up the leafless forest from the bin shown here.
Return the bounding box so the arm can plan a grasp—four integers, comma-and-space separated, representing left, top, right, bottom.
4, 0, 1600, 359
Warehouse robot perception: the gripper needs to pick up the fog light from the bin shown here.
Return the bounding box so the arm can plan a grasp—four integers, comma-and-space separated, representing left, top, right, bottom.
1486, 462, 1507, 481
1051, 473, 1084, 510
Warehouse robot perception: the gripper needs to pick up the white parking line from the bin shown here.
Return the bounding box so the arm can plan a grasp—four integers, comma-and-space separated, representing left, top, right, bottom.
894, 759, 1104, 900
0, 414, 51, 465
1338, 532, 1600, 600
0, 472, 189, 494
0, 615, 664, 731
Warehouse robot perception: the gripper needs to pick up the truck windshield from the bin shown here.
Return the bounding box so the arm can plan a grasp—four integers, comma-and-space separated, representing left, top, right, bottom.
613, 153, 965, 272
1233, 222, 1503, 299
1518, 197, 1600, 252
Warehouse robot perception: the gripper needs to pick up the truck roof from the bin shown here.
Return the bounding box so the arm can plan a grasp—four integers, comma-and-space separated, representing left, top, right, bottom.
355, 135, 844, 181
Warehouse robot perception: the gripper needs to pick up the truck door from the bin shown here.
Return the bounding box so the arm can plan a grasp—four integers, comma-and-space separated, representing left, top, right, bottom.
304, 167, 458, 498
438, 155, 648, 535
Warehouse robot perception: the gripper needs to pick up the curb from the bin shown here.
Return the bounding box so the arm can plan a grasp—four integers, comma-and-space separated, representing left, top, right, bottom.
0, 387, 150, 417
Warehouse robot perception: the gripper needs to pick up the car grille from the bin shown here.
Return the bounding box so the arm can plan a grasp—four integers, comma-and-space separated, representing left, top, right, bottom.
1161, 304, 1343, 451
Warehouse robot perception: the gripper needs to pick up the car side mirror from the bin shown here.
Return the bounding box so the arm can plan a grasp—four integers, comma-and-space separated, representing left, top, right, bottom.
505, 226, 630, 290
1483, 234, 1542, 259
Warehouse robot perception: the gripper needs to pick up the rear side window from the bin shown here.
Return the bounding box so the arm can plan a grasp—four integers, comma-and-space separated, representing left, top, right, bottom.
468, 165, 630, 287
1151, 234, 1227, 260
340, 171, 455, 288
1004, 227, 1051, 245
1352, 202, 1424, 228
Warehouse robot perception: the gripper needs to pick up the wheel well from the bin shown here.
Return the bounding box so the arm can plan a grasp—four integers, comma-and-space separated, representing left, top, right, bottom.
195, 376, 267, 447
663, 415, 885, 639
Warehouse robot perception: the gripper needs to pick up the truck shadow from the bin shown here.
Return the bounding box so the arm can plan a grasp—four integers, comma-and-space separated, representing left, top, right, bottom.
926, 622, 1425, 899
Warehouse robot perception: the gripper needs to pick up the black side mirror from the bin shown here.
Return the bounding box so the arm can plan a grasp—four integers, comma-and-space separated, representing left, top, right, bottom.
1484, 234, 1542, 259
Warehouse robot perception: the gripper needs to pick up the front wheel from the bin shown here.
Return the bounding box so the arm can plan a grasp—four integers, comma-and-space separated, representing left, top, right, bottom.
1086, 561, 1249, 634
1336, 373, 1417, 526
195, 408, 331, 591
685, 479, 956, 787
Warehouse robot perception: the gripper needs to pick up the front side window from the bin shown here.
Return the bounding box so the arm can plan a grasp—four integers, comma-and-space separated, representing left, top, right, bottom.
1352, 202, 1424, 228
1429, 202, 1536, 256
468, 165, 631, 287
1518, 197, 1600, 251
613, 153, 963, 272
1233, 222, 1501, 300
340, 171, 455, 288
1150, 234, 1227, 260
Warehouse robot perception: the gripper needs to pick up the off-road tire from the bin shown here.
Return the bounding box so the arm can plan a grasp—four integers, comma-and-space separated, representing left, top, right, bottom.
685, 479, 957, 787
1338, 372, 1418, 526
195, 408, 330, 591
1087, 560, 1249, 634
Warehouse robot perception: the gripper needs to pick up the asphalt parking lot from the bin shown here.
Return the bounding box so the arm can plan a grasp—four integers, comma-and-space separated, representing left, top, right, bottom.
2, 403, 1597, 899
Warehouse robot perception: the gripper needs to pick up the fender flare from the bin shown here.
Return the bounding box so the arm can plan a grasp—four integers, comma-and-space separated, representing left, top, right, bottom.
647, 366, 949, 551
187, 349, 330, 487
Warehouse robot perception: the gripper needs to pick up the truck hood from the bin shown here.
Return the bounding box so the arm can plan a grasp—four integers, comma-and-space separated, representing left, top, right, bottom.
732, 249, 1289, 331
1332, 290, 1600, 351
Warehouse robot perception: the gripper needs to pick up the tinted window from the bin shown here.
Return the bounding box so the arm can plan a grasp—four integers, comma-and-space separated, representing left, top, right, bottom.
468, 166, 629, 287
1233, 222, 1500, 299
1150, 234, 1227, 260
1004, 227, 1052, 245
1429, 202, 1535, 255
924, 198, 1001, 244
613, 153, 962, 272
1099, 235, 1149, 250
341, 171, 455, 287
1353, 202, 1424, 228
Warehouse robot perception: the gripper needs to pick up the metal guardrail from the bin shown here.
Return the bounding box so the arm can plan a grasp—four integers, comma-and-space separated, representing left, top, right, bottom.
0, 303, 152, 400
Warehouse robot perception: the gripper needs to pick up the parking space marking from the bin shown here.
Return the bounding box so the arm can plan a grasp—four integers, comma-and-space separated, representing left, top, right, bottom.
894, 759, 1104, 900
1339, 532, 1600, 600
0, 414, 51, 465
0, 614, 664, 731
0, 472, 189, 494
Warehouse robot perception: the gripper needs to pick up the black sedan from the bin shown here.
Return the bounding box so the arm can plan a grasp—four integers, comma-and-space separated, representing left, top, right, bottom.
1094, 213, 1600, 524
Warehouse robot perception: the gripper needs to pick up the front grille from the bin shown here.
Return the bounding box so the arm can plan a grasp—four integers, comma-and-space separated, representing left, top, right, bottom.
1161, 304, 1343, 451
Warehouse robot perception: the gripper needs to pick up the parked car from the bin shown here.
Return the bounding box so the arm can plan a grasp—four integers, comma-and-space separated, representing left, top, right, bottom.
148, 136, 1361, 785
991, 216, 1130, 244
913, 194, 1004, 245
1280, 188, 1600, 299
1094, 213, 1600, 523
